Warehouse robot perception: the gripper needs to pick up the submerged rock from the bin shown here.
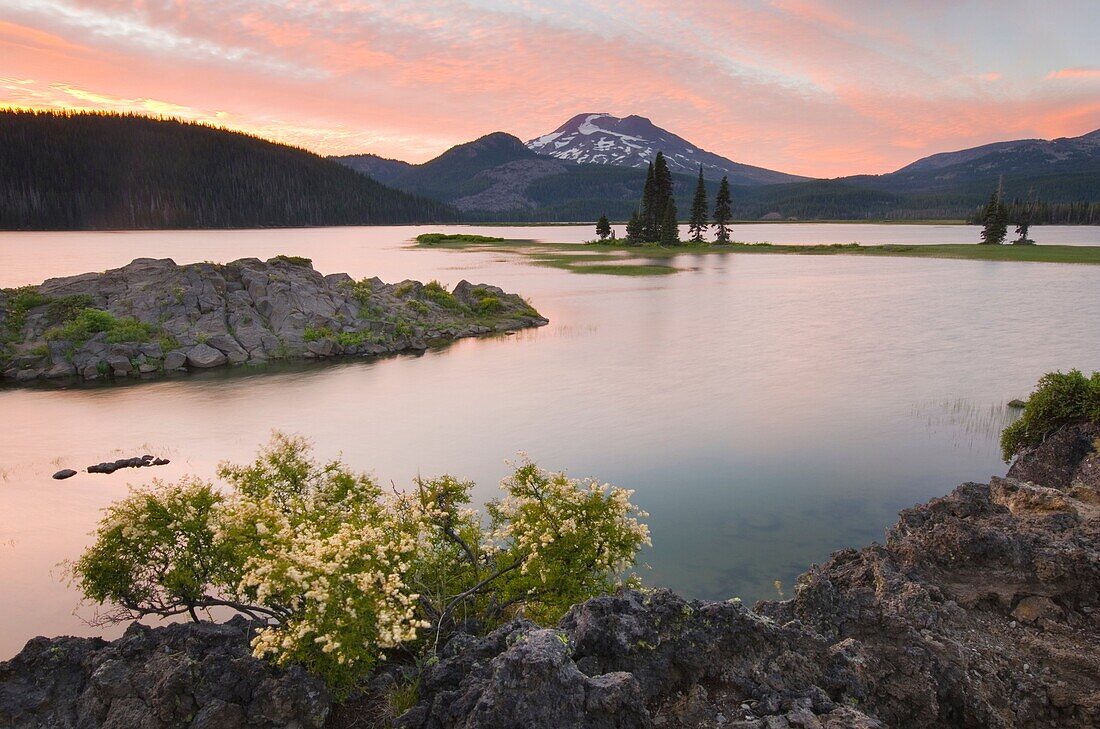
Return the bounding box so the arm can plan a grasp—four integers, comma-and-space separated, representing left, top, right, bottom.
85, 455, 169, 475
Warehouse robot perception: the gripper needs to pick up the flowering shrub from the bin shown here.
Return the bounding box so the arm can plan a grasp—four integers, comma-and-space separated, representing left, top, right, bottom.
73, 434, 649, 693
73, 477, 236, 623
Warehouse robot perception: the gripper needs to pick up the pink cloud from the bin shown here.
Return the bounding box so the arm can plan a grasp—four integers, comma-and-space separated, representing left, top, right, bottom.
1, 1, 1097, 177
1046, 67, 1100, 80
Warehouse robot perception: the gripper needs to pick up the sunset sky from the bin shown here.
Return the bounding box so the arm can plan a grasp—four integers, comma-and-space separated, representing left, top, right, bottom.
2, 0, 1098, 177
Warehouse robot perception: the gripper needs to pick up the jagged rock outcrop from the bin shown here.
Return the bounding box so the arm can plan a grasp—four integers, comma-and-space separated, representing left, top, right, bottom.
0, 257, 547, 384
2, 424, 1097, 728
757, 423, 1100, 728
0, 617, 330, 728
396, 593, 882, 729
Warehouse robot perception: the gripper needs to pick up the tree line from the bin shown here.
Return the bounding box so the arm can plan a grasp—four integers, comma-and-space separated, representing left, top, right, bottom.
0, 110, 458, 230
970, 198, 1100, 226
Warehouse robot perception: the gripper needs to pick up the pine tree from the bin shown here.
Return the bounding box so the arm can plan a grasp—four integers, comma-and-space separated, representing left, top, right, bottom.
641, 162, 657, 242
653, 152, 673, 215
713, 176, 732, 243
688, 166, 709, 243
626, 209, 644, 245
1014, 190, 1034, 244
980, 180, 1008, 245
596, 214, 611, 240
660, 199, 679, 246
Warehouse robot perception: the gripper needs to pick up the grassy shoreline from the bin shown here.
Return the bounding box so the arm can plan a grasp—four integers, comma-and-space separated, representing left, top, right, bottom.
415, 233, 1100, 276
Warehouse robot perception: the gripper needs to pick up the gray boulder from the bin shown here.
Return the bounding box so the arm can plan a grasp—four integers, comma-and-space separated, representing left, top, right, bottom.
106, 354, 131, 375
205, 333, 249, 364
185, 344, 228, 369
163, 350, 187, 370
44, 363, 76, 379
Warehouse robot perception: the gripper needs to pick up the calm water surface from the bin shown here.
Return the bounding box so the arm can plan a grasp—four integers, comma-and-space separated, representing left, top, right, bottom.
2, 224, 1099, 656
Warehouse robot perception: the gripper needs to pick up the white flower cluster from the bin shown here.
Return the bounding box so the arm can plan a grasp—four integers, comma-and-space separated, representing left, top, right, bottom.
219, 488, 429, 672
493, 465, 651, 583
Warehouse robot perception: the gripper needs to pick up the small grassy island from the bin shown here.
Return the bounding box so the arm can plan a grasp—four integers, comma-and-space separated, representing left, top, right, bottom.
416, 232, 1100, 276
0, 256, 547, 384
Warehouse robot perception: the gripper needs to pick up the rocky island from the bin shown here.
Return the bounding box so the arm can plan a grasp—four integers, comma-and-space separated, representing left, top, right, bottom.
2, 420, 1097, 727
0, 256, 547, 385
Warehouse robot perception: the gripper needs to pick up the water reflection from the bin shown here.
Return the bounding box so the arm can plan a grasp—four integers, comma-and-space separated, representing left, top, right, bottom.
1, 228, 1099, 656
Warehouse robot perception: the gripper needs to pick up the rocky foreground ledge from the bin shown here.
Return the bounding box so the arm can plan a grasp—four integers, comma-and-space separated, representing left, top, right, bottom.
2, 424, 1098, 728
0, 256, 547, 384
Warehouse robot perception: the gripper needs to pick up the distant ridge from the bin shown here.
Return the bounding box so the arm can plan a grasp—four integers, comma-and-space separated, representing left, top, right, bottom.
336, 133, 575, 213
854, 127, 1100, 199
525, 113, 807, 185
0, 110, 458, 230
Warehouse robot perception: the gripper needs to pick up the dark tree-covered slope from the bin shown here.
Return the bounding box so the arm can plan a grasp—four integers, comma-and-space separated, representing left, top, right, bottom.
329, 153, 413, 185
0, 110, 458, 230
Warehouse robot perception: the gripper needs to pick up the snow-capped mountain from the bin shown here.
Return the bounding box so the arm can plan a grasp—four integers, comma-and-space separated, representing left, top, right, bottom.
525, 113, 806, 185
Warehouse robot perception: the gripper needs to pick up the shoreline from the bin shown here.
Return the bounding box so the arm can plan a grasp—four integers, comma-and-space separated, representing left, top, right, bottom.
3, 421, 1097, 727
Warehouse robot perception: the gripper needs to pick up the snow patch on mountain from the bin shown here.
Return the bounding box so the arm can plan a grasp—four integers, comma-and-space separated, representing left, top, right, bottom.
525, 113, 806, 185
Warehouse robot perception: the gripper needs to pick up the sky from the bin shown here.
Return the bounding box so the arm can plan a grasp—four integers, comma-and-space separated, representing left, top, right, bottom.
2, 0, 1099, 177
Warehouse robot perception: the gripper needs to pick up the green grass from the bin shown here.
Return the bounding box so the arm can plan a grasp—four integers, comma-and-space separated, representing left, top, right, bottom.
270, 254, 313, 267
44, 307, 155, 344
339, 277, 373, 305
415, 234, 1100, 276
303, 325, 335, 342
416, 233, 505, 246
421, 281, 463, 310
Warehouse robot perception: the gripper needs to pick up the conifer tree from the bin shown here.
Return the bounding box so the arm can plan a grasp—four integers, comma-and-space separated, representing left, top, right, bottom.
653, 152, 673, 215
660, 200, 679, 246
1014, 190, 1034, 244
713, 176, 732, 243
626, 209, 644, 245
641, 162, 657, 242
980, 180, 1008, 245
688, 166, 709, 243
596, 214, 611, 241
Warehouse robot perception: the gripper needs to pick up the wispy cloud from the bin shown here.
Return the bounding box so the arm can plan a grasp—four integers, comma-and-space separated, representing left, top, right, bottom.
2, 0, 1098, 176
1046, 66, 1100, 80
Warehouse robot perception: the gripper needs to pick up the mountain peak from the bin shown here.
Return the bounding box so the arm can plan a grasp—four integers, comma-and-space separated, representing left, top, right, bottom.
453, 132, 529, 155
525, 113, 805, 185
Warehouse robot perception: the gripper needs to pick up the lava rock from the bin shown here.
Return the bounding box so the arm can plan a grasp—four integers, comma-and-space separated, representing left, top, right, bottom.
0, 618, 331, 728
85, 455, 171, 475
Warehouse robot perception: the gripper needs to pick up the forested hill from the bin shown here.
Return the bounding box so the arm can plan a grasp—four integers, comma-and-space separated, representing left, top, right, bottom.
0, 111, 458, 230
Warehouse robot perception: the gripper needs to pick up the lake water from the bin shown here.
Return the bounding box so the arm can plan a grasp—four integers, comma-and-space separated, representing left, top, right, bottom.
3, 223, 1100, 657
